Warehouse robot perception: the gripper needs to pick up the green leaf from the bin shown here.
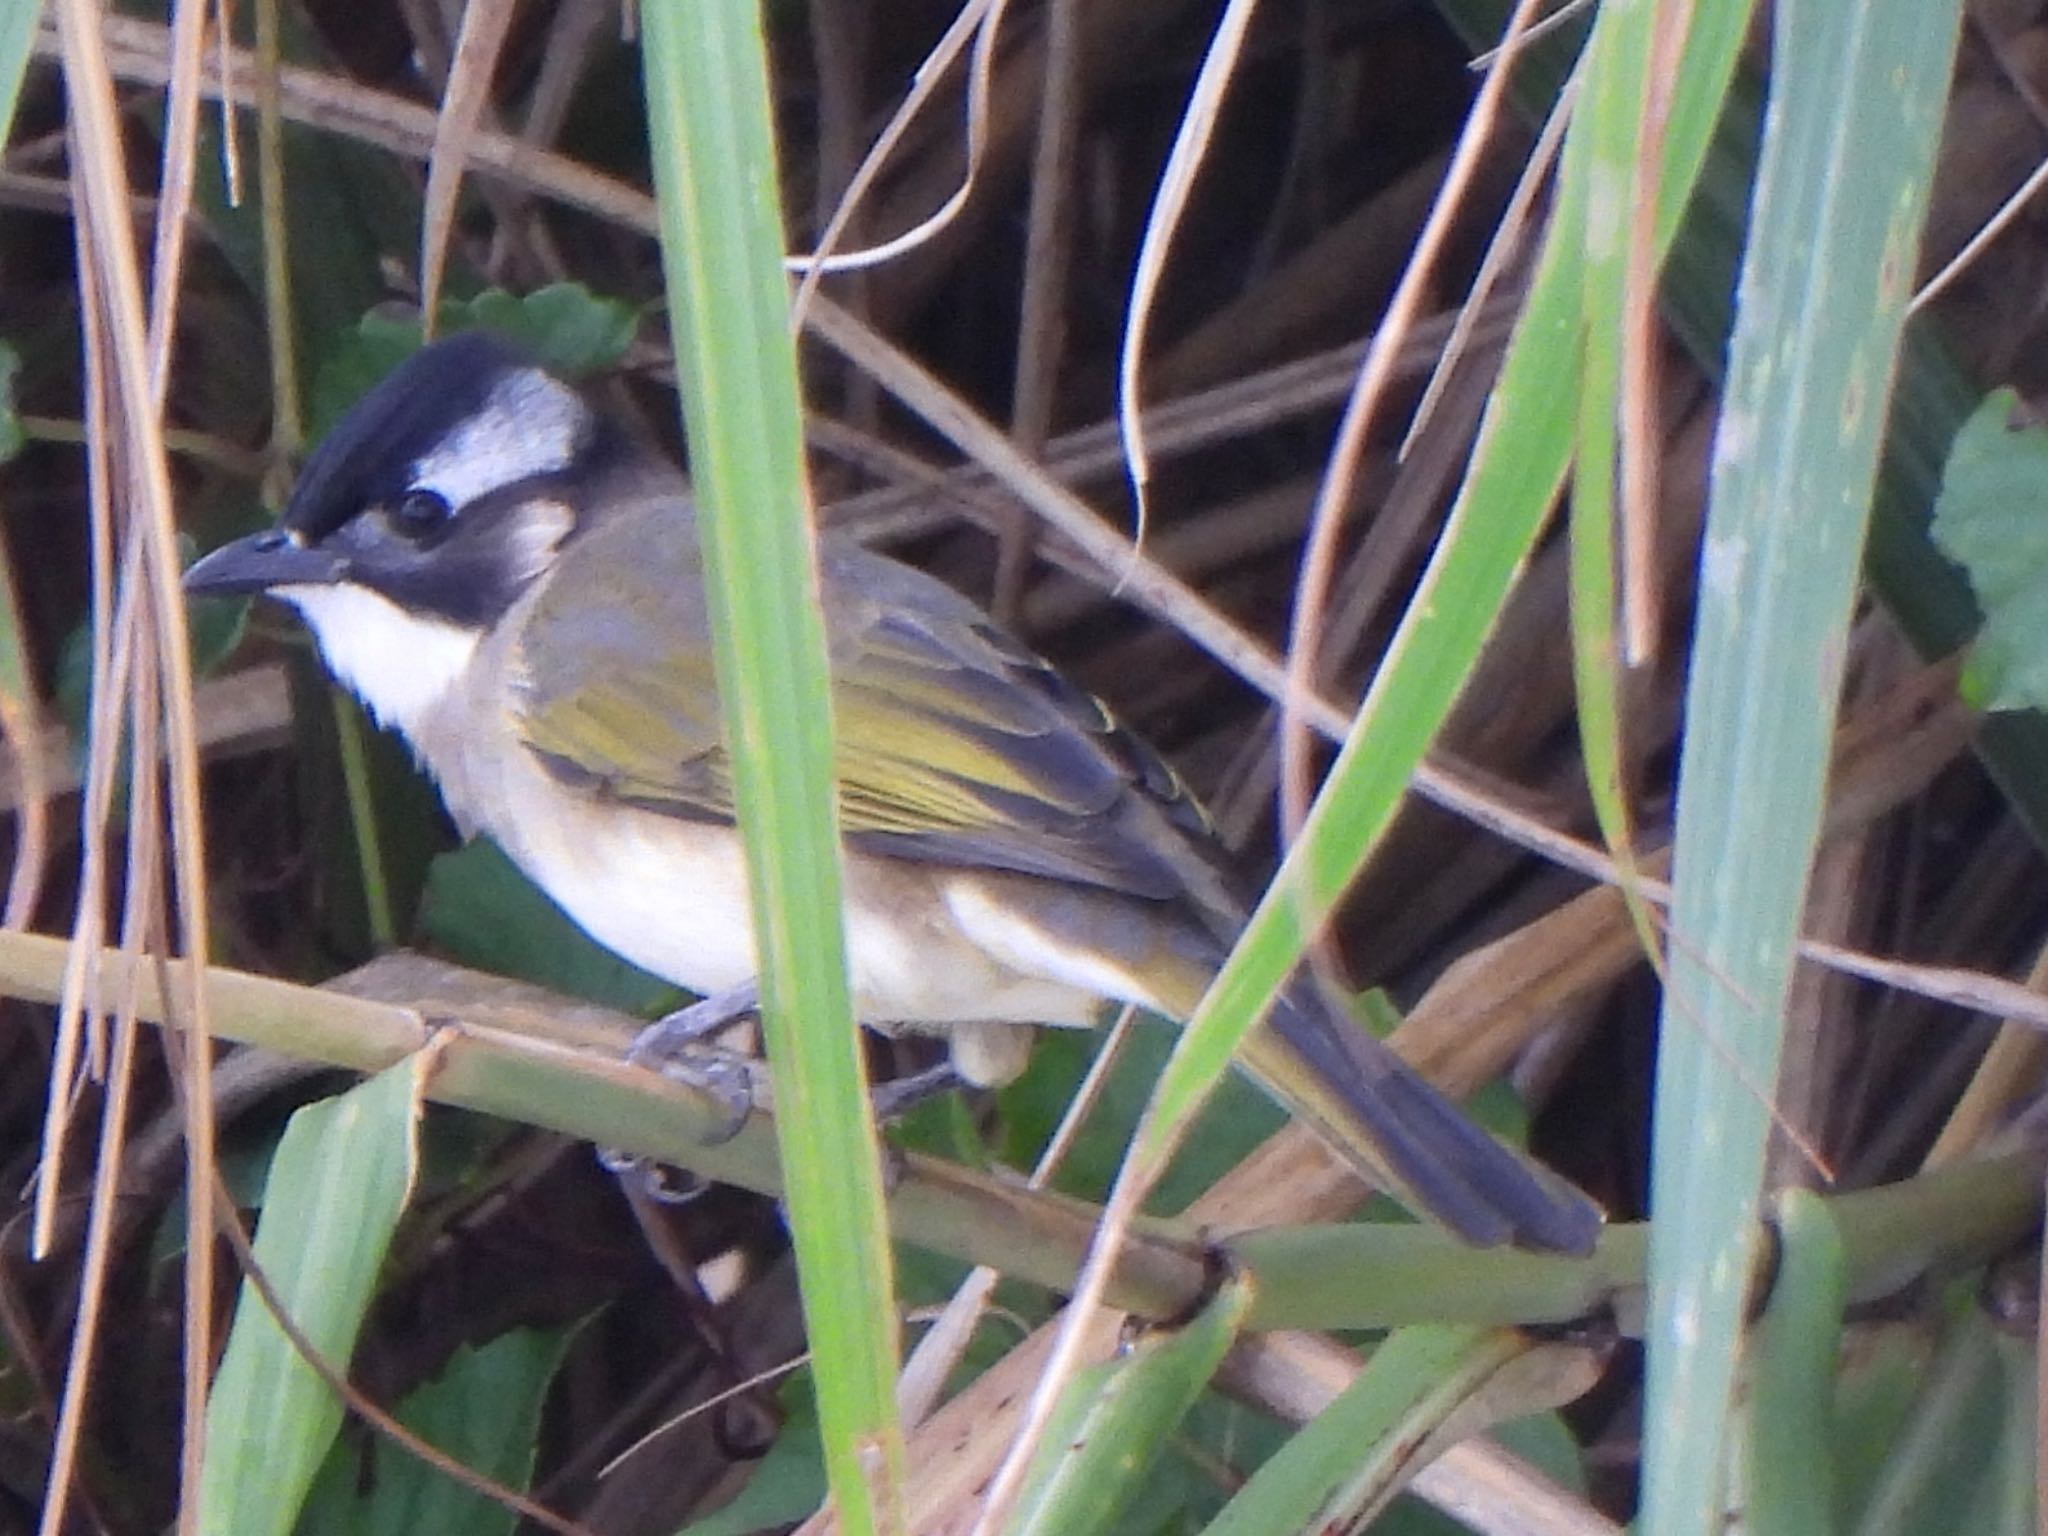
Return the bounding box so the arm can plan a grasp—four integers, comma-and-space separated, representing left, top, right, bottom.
1834, 1323, 1937, 1531
1639, 6, 1962, 1532
196, 114, 413, 378
0, 3, 37, 156
1007, 1268, 1253, 1536
1372, 1413, 1588, 1536
1744, 1189, 1847, 1535
306, 286, 640, 442
1203, 1327, 1530, 1536
459, 285, 640, 376
305, 312, 426, 445
1928, 389, 2048, 710
200, 1063, 419, 1536
1121, 19, 1594, 1226
643, 2, 904, 1527
1848, 1304, 2031, 1536
296, 1327, 576, 1536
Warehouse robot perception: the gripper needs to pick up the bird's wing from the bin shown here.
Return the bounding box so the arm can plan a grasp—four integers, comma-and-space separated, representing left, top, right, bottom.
510, 521, 1225, 905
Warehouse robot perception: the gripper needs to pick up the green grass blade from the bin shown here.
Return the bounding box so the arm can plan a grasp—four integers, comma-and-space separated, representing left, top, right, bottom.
199, 1063, 419, 1536
1850, 1311, 2019, 1536
1126, 0, 1755, 1196
639, 5, 904, 1531
1640, 6, 1962, 1533
1007, 1268, 1252, 1536
1201, 1326, 1527, 1535
1567, 3, 1752, 969
1441, 0, 2048, 849
1568, 0, 1635, 874
1127, 184, 1581, 1177
1744, 1190, 1847, 1536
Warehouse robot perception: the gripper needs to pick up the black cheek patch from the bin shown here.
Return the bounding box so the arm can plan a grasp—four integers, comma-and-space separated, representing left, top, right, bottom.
336, 491, 579, 629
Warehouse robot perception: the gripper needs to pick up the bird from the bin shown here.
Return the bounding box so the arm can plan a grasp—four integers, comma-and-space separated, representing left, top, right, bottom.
183, 329, 1602, 1255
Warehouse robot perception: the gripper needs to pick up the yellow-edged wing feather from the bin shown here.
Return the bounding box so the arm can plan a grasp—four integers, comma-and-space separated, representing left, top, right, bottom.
512, 510, 1227, 908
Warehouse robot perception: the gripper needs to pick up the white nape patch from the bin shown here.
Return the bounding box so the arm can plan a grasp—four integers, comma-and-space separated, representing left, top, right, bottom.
409, 369, 586, 509
501, 499, 576, 584
277, 583, 480, 741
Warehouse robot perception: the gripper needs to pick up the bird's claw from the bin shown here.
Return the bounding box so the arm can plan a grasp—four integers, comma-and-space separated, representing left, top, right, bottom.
600, 983, 763, 1196
598, 1144, 713, 1206
869, 1060, 962, 1120
629, 981, 763, 1064
626, 981, 763, 1143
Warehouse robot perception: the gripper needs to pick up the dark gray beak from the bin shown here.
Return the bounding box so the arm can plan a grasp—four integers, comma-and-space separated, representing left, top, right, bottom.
183, 529, 345, 597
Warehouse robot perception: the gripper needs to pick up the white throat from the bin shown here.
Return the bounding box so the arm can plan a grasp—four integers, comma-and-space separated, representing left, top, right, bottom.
277, 583, 481, 741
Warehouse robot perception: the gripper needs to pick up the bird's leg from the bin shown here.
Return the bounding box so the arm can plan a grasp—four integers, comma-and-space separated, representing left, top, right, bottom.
602, 982, 764, 1201
636, 982, 962, 1123
608, 984, 974, 1202
632, 980, 763, 1060
627, 981, 763, 1142
869, 1059, 963, 1120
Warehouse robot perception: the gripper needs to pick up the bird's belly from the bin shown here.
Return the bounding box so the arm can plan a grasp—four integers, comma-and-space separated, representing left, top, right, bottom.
453, 757, 1107, 1026
503, 801, 762, 998
518, 822, 1109, 1024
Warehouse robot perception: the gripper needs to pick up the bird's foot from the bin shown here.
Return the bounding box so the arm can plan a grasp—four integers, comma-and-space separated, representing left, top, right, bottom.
870, 1060, 963, 1120
601, 983, 764, 1201
603, 983, 969, 1200
597, 1144, 713, 1205
631, 980, 763, 1061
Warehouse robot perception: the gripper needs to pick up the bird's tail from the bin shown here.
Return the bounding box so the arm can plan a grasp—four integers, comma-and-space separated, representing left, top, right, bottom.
1151, 949, 1602, 1254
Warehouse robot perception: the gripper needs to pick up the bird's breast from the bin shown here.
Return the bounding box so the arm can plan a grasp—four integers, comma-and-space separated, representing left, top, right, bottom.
419, 693, 760, 995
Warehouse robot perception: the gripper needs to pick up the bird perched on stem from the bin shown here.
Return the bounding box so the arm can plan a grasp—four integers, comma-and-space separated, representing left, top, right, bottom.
185, 330, 1602, 1255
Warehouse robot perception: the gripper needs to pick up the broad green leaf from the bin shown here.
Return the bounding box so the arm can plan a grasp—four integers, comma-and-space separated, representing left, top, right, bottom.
305, 313, 424, 444
1928, 389, 2048, 710
460, 285, 640, 375
200, 1063, 420, 1536
305, 285, 640, 442
297, 1327, 576, 1536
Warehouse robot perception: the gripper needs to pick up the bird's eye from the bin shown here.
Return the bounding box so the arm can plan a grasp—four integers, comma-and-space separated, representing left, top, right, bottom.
391, 489, 452, 537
